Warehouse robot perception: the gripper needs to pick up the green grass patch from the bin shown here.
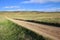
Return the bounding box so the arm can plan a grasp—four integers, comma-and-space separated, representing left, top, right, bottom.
0, 20, 25, 40
0, 19, 47, 40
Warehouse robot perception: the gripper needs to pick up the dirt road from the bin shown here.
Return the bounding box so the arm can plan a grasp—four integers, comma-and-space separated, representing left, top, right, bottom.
7, 18, 60, 40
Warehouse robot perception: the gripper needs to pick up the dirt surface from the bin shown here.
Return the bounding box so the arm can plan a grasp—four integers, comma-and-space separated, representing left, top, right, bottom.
7, 18, 60, 40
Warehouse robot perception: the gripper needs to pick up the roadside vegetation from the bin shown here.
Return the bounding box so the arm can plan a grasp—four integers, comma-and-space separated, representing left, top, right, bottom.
0, 12, 60, 40
0, 17, 46, 40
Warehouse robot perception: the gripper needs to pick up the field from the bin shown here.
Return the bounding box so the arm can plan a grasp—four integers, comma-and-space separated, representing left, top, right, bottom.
0, 12, 60, 40
1, 12, 60, 24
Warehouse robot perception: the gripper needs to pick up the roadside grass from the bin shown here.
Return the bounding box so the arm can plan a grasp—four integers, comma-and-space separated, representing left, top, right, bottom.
0, 20, 24, 40
0, 18, 46, 40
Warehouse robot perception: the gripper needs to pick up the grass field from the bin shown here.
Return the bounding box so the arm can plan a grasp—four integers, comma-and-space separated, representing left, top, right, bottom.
0, 17, 45, 40
0, 12, 60, 24
0, 12, 60, 40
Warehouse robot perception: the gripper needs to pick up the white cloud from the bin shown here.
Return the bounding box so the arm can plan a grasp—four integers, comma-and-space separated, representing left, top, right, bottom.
40, 8, 60, 12
22, 0, 60, 3
4, 6, 20, 8
4, 9, 27, 11
16, 9, 25, 11
16, 8, 60, 12
4, 7, 60, 12
3, 6, 60, 12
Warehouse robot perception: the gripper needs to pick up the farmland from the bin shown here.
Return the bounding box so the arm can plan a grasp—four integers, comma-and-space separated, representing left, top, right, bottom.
0, 11, 60, 40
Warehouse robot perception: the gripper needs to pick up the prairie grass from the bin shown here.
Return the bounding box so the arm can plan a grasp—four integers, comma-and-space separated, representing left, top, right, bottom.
0, 12, 60, 24
0, 18, 46, 40
0, 12, 60, 40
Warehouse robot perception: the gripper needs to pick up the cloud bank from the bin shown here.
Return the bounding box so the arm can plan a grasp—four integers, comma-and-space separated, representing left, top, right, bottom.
39, 8, 60, 12
4, 7, 60, 12
22, 0, 60, 3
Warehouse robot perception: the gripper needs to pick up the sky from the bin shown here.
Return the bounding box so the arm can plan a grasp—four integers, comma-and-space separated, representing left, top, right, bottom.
0, 0, 60, 12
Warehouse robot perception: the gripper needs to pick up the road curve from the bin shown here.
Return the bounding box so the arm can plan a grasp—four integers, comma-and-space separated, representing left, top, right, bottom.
6, 17, 60, 40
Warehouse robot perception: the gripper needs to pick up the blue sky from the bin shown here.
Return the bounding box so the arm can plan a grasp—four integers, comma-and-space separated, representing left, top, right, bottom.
0, 0, 60, 12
